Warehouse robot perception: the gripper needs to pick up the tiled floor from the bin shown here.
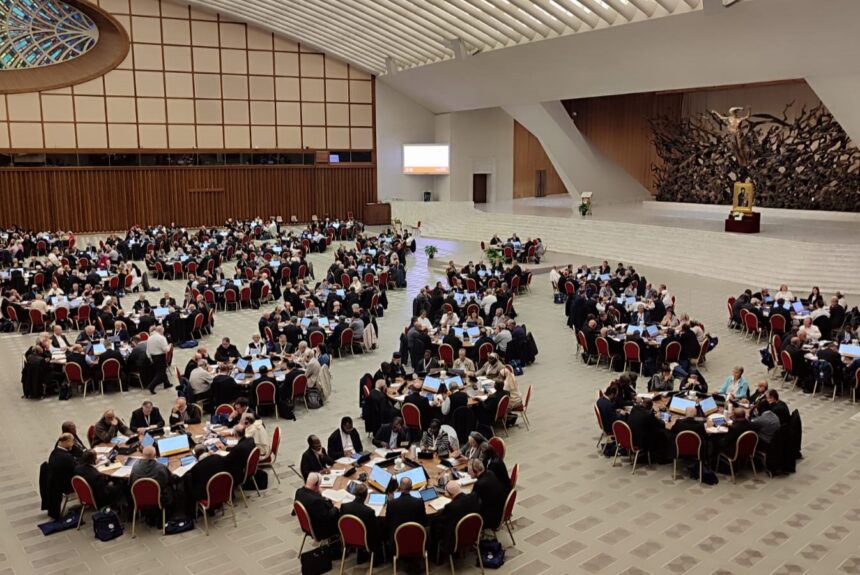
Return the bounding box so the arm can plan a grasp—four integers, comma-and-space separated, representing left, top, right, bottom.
1, 230, 859, 575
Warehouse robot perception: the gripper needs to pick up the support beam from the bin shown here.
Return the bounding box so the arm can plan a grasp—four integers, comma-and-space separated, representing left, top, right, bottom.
806, 74, 860, 146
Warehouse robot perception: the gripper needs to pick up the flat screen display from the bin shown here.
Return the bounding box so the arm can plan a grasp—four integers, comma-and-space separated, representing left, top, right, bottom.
156, 434, 191, 457
403, 144, 449, 175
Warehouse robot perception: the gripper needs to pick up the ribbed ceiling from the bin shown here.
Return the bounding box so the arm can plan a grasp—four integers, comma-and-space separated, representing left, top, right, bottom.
186, 0, 702, 75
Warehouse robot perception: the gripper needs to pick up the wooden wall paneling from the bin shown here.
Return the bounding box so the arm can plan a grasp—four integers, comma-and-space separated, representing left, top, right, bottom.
513, 121, 569, 198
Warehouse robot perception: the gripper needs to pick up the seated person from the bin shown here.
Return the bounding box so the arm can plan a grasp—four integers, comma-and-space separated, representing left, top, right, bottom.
214, 337, 240, 362
750, 408, 780, 448
168, 397, 202, 426
475, 378, 509, 427
300, 434, 333, 479
294, 472, 339, 540
453, 431, 486, 461
480, 442, 510, 493
671, 406, 705, 440
93, 409, 132, 444
420, 419, 453, 455
227, 397, 254, 428
626, 398, 666, 457
73, 449, 122, 509
372, 416, 410, 449
430, 481, 481, 560
241, 413, 271, 458
648, 364, 675, 392
468, 458, 505, 530
188, 359, 215, 401
679, 371, 708, 395
717, 366, 749, 400
596, 386, 622, 435
716, 407, 753, 459
130, 446, 174, 509
326, 416, 363, 460
756, 389, 790, 425
386, 477, 427, 544
339, 483, 381, 560
129, 400, 165, 433
245, 333, 266, 357
452, 347, 476, 372
746, 379, 769, 407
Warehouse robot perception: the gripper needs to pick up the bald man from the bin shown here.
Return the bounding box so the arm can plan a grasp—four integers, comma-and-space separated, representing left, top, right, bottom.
130, 445, 173, 507
386, 477, 426, 544
294, 472, 339, 539
431, 480, 481, 559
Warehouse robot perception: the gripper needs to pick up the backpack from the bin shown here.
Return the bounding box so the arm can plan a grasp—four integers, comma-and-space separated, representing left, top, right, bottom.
92, 508, 123, 541
58, 382, 72, 401
164, 518, 194, 535
814, 360, 832, 389
478, 539, 506, 569
553, 292, 565, 304
509, 359, 524, 376
306, 387, 323, 409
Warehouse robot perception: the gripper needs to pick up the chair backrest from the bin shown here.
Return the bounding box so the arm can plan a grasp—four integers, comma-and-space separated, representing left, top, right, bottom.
256, 381, 276, 403
240, 287, 251, 300
87, 425, 95, 446
338, 514, 370, 551
438, 343, 454, 365
674, 430, 702, 459
204, 471, 234, 506
204, 290, 216, 304
292, 374, 308, 398
696, 338, 709, 363
71, 475, 97, 507
522, 384, 532, 410
664, 341, 682, 363
294, 500, 317, 540
215, 403, 233, 415
131, 477, 162, 510
509, 462, 519, 489
466, 277, 477, 292
733, 430, 759, 460
78, 305, 91, 320
595, 336, 610, 357
193, 313, 204, 330
309, 331, 325, 348
138, 331, 149, 341
340, 327, 354, 346
612, 420, 635, 450
244, 447, 261, 482
593, 404, 605, 434
29, 308, 44, 324
394, 522, 427, 558
623, 341, 641, 361
453, 513, 483, 553
478, 342, 493, 365
855, 368, 860, 390
780, 351, 793, 374
54, 306, 68, 321
101, 358, 121, 379
225, 289, 236, 302
770, 314, 786, 332
488, 436, 506, 460
268, 426, 281, 462
501, 489, 517, 527
744, 312, 758, 331
401, 402, 422, 429
576, 331, 588, 351
495, 395, 510, 421
64, 361, 84, 383
173, 262, 183, 274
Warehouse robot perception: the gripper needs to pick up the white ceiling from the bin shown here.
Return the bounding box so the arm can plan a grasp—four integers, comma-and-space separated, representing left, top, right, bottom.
184, 0, 701, 75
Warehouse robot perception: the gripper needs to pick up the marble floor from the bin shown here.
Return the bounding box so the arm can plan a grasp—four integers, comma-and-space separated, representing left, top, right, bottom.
1, 231, 859, 575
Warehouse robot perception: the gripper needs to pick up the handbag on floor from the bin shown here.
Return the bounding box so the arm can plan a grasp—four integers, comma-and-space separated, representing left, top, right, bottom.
92, 508, 123, 541
300, 547, 332, 574
478, 539, 506, 569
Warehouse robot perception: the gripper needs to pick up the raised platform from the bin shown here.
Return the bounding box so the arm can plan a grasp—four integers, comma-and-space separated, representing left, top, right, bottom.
393, 198, 860, 294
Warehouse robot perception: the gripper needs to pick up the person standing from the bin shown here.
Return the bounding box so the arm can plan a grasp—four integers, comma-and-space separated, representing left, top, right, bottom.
146, 326, 172, 395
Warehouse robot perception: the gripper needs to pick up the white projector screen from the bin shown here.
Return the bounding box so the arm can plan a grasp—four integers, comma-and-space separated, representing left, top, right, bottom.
402, 144, 449, 175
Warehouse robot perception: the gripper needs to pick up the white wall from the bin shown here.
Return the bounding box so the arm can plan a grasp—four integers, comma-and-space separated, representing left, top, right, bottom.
374, 82, 436, 201
807, 74, 860, 146
446, 108, 514, 203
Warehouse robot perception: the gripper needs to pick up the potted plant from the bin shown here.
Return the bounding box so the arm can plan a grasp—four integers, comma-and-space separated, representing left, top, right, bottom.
484, 247, 504, 266
424, 244, 438, 259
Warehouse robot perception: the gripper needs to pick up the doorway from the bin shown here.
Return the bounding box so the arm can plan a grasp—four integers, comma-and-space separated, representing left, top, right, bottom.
473, 173, 488, 203
535, 170, 547, 198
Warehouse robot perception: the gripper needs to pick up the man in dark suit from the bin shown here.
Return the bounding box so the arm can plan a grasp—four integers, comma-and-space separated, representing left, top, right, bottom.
59, 421, 86, 457
98, 342, 125, 370
214, 337, 241, 363
627, 398, 667, 457
73, 450, 122, 509
671, 407, 706, 440
430, 481, 481, 560
758, 389, 790, 425
326, 416, 364, 460
468, 458, 506, 530
129, 400, 165, 433
718, 408, 754, 462
443, 381, 469, 425
189, 445, 227, 503
476, 379, 509, 428
372, 417, 410, 449
282, 318, 303, 350
295, 472, 340, 540
159, 293, 177, 308
402, 382, 431, 434
339, 483, 381, 561
300, 434, 333, 479
223, 425, 256, 484
45, 434, 77, 519
386, 477, 427, 544
596, 387, 621, 435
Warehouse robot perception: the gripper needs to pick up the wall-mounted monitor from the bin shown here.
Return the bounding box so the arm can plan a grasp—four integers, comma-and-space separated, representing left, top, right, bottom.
403, 144, 449, 175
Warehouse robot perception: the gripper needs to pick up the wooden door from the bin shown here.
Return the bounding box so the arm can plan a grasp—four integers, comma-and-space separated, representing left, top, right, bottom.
472, 174, 488, 203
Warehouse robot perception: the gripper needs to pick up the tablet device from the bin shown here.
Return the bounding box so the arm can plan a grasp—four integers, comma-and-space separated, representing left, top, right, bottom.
478, 270, 487, 278
668, 396, 697, 415
419, 487, 439, 502
367, 493, 387, 507
141, 433, 155, 448
711, 416, 727, 427
97, 270, 109, 278
336, 289, 345, 298
153, 307, 169, 318
466, 327, 481, 339
453, 327, 464, 339
235, 358, 249, 372
90, 343, 106, 355
251, 358, 272, 372
422, 376, 441, 393
301, 317, 312, 327
318, 317, 330, 328
698, 395, 719, 416
646, 325, 660, 337
792, 301, 805, 313
626, 296, 637, 307
233, 279, 243, 288
599, 273, 611, 281
660, 412, 671, 423
395, 466, 428, 490
156, 434, 191, 457
368, 465, 393, 492
180, 455, 197, 467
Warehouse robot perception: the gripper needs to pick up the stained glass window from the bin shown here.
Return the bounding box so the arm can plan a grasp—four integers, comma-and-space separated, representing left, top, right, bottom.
0, 0, 99, 69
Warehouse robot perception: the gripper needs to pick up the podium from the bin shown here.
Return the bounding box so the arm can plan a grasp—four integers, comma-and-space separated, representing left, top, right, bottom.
725, 211, 760, 234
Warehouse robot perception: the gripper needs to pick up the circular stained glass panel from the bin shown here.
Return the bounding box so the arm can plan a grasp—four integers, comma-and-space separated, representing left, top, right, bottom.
1, 0, 99, 69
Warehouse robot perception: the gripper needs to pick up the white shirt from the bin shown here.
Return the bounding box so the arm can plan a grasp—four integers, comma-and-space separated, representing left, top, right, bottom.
146, 332, 170, 358
417, 316, 433, 332
549, 268, 560, 286
481, 295, 497, 315
440, 313, 459, 327
776, 290, 794, 301
340, 430, 354, 453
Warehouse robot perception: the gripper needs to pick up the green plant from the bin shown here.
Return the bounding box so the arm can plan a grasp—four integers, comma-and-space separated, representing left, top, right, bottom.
424, 244, 438, 258
484, 246, 504, 265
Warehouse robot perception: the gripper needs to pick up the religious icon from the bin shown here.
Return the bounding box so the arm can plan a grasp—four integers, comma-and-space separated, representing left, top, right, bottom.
711, 106, 753, 167
732, 182, 754, 214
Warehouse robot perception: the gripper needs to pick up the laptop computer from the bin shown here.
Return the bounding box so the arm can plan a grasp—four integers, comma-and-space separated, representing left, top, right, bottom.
156, 434, 191, 457
698, 396, 719, 416
367, 465, 394, 493
395, 466, 428, 490
668, 396, 697, 415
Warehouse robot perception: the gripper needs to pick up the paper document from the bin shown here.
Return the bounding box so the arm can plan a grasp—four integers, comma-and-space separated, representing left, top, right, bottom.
173, 463, 196, 477
215, 450, 230, 456
335, 457, 353, 465
322, 489, 355, 504
320, 475, 336, 488
111, 466, 132, 478
456, 476, 476, 487
93, 446, 113, 454
430, 497, 451, 511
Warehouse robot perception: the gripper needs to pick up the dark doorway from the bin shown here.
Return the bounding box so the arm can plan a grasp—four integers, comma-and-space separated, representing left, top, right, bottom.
473, 173, 488, 203
535, 170, 547, 198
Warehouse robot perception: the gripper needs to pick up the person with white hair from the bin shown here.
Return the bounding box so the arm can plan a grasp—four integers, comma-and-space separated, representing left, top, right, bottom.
146, 325, 172, 394
294, 472, 339, 539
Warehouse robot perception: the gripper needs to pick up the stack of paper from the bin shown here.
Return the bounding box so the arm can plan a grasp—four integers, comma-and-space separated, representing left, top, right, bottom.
93, 446, 113, 454
456, 476, 476, 487
322, 489, 355, 504
111, 466, 132, 478
430, 496, 451, 511
173, 463, 196, 478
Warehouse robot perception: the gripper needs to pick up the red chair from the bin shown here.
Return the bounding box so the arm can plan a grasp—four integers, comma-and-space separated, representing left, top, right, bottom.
438, 343, 455, 366
131, 477, 165, 537
595, 336, 615, 369
54, 306, 69, 326
510, 384, 531, 430
487, 436, 506, 460
743, 312, 762, 343
780, 351, 797, 388
124, 274, 134, 292
726, 297, 736, 327
338, 515, 376, 573
281, 267, 292, 285
363, 272, 375, 285
292, 374, 309, 411
224, 289, 238, 311
309, 330, 325, 349
493, 395, 511, 437
261, 283, 271, 302
259, 426, 281, 484
480, 241, 486, 250
718, 430, 759, 484
295, 500, 330, 555
173, 261, 183, 279
611, 420, 649, 473
191, 313, 205, 339
70, 475, 98, 530
99, 358, 123, 395
623, 342, 642, 376
86, 424, 96, 447
493, 489, 517, 544
204, 289, 216, 306
664, 340, 682, 363
465, 277, 477, 292
738, 308, 750, 336
340, 273, 351, 287
197, 471, 237, 535
28, 308, 45, 333
401, 403, 422, 434
502, 246, 513, 263
264, 325, 274, 344
154, 261, 166, 280
594, 404, 612, 450
107, 276, 120, 293
449, 513, 483, 574
853, 369, 860, 405
244, 267, 254, 280
338, 328, 354, 357
379, 271, 390, 289
64, 362, 94, 398
487, 278, 498, 289
238, 447, 262, 507
297, 264, 307, 279
673, 430, 703, 482
442, 303, 454, 315
186, 261, 198, 276
255, 381, 278, 419
769, 314, 786, 334
239, 286, 252, 308
478, 342, 493, 366
693, 337, 709, 370
303, 299, 314, 310
74, 304, 92, 329
510, 275, 520, 294
393, 522, 428, 574
215, 404, 233, 416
